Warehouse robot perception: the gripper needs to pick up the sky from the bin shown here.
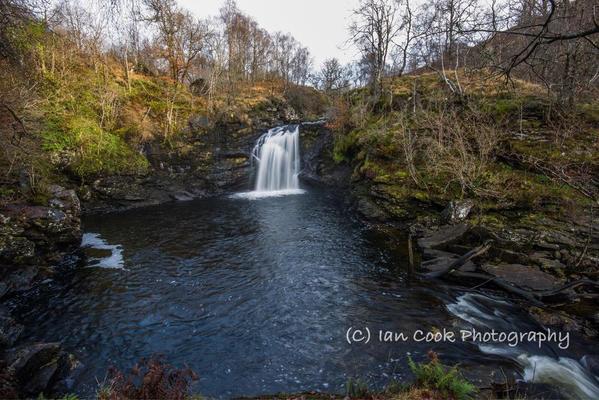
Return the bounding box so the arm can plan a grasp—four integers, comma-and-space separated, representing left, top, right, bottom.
178, 0, 360, 68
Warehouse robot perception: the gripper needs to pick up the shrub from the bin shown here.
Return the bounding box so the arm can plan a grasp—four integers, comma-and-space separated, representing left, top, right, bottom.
407, 352, 476, 400
98, 356, 198, 400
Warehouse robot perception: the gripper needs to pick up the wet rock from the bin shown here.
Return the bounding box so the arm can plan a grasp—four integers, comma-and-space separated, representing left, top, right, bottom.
441, 199, 474, 224
482, 263, 562, 291
2, 266, 39, 294
418, 224, 470, 250
4, 342, 79, 397
421, 256, 476, 273
461, 364, 515, 394
0, 311, 23, 348
421, 248, 457, 260
6, 343, 61, 396
581, 355, 599, 377
355, 197, 389, 222
170, 191, 195, 201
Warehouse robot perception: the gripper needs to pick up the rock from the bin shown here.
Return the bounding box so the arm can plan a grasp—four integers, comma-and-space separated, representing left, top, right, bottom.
581, 355, 599, 377
418, 223, 470, 250
421, 256, 476, 273
543, 231, 577, 248
441, 199, 474, 224
482, 263, 562, 291
529, 307, 581, 331
7, 343, 61, 396
0, 311, 23, 348
530, 252, 566, 270
355, 197, 389, 222
5, 342, 78, 397
188, 114, 211, 130
489, 248, 530, 265
170, 191, 195, 201
421, 248, 457, 260
1, 185, 81, 297
535, 241, 560, 251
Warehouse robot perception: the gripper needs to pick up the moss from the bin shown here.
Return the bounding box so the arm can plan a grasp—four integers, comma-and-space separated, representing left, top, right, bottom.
579, 102, 599, 123
412, 191, 430, 202
333, 131, 360, 163
42, 116, 149, 179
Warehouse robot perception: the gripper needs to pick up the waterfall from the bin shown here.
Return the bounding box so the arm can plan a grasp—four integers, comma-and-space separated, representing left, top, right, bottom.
253, 125, 300, 191
232, 125, 305, 199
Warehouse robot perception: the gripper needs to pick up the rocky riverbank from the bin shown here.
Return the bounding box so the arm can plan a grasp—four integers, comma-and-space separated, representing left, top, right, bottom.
343, 172, 599, 339
0, 184, 82, 397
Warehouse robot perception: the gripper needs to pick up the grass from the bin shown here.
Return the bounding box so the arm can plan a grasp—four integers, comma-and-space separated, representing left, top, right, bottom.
331, 71, 596, 217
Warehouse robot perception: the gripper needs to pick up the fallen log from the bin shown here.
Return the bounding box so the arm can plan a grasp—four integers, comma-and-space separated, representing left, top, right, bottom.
422, 240, 492, 279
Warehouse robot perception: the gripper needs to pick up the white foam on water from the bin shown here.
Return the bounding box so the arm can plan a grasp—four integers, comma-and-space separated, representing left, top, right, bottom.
81, 232, 124, 269
517, 354, 599, 400
447, 293, 599, 400
230, 189, 306, 200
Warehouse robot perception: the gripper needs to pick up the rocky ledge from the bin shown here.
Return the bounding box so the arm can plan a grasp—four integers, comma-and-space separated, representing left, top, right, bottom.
411, 200, 599, 336
0, 185, 82, 398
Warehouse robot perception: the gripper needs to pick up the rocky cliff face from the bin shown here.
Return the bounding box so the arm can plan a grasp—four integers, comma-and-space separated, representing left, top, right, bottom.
81, 118, 340, 213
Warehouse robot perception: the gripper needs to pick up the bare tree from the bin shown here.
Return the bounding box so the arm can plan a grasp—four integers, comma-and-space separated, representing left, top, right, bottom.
316, 58, 351, 92
349, 0, 401, 99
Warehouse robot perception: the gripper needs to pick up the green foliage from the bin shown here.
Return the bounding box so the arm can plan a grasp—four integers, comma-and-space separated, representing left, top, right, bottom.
408, 355, 476, 400
42, 116, 148, 179
579, 102, 599, 124
7, 21, 47, 53
333, 131, 360, 163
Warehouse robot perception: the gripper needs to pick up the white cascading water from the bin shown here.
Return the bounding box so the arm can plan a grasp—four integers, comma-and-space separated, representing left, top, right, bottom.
447, 293, 599, 400
232, 125, 305, 199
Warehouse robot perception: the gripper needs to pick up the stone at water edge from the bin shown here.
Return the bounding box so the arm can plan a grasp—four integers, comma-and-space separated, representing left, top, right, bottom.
421, 256, 477, 273
417, 223, 470, 250
441, 199, 474, 224
5, 342, 80, 397
481, 263, 563, 291
171, 191, 195, 201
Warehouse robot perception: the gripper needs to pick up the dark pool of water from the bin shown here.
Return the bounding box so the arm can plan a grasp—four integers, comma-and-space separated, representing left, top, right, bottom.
13, 187, 598, 398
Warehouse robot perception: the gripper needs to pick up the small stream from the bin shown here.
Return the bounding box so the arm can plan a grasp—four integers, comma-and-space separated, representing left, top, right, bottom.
13, 187, 599, 399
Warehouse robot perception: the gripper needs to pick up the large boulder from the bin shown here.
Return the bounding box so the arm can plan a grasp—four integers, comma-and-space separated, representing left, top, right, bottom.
5, 342, 80, 398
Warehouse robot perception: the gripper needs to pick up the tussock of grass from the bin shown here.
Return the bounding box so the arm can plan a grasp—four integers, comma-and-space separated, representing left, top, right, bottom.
407, 353, 476, 400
